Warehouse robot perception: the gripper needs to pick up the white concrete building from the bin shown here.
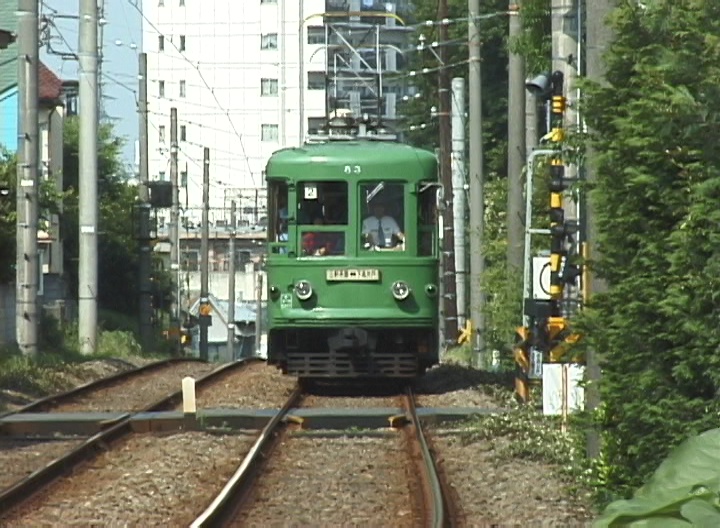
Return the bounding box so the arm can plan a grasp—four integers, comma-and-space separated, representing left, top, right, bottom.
142, 0, 414, 221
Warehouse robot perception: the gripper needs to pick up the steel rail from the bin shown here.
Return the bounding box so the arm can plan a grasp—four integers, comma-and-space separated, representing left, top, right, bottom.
403, 387, 451, 528
0, 358, 259, 514
190, 384, 304, 528
0, 357, 205, 418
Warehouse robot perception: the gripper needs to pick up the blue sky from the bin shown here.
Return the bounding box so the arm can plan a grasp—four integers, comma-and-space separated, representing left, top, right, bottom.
41, 1, 141, 169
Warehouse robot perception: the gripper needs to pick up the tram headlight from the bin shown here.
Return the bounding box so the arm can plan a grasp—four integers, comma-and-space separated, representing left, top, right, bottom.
425, 284, 438, 297
294, 280, 313, 301
391, 280, 411, 301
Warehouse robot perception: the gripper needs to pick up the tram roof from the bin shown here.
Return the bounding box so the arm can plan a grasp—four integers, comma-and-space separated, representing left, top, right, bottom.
266, 140, 438, 178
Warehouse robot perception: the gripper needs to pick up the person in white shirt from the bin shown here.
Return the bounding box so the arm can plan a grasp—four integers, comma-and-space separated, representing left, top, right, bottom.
362, 202, 404, 248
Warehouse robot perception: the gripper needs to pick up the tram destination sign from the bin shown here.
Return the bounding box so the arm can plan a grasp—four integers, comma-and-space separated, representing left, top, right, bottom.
326, 268, 380, 282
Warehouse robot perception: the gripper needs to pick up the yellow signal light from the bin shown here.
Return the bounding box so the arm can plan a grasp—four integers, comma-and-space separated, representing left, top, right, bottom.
199, 303, 212, 316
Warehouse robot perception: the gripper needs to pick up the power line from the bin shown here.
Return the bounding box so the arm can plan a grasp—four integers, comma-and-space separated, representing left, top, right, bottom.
127, 0, 255, 185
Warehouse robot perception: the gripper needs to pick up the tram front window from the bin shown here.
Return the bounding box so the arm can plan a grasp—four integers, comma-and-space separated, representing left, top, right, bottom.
360, 182, 405, 251
298, 181, 347, 256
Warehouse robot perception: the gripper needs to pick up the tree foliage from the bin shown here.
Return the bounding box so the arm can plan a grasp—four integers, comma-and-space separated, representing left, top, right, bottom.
401, 0, 515, 353
62, 117, 142, 316
581, 0, 720, 500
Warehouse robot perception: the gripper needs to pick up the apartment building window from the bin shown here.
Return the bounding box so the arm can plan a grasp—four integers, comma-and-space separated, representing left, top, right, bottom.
261, 124, 279, 142
181, 170, 188, 187
159, 125, 166, 142
307, 72, 325, 90
180, 0, 185, 5
158, 35, 164, 51
308, 117, 325, 134
261, 78, 278, 96
179, 80, 186, 97
179, 35, 186, 51
307, 26, 325, 45
180, 125, 187, 141
158, 80, 165, 98
261, 33, 277, 50
260, 0, 277, 3
159, 0, 164, 5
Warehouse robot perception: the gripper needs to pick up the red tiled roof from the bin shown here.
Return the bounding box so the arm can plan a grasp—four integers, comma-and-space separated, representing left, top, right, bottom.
39, 62, 63, 101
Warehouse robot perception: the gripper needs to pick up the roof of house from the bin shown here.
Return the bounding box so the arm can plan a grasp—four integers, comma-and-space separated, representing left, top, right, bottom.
0, 5, 63, 101
39, 62, 63, 101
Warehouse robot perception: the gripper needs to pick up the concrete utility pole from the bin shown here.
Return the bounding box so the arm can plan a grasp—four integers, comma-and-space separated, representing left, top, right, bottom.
468, 0, 486, 364
507, 1, 526, 272
552, 0, 578, 220
170, 107, 180, 353
451, 77, 467, 329
438, 0, 458, 345
585, 0, 614, 460
16, 0, 40, 357
138, 53, 153, 351
199, 147, 210, 361
97, 0, 105, 116
255, 272, 263, 357
78, 0, 99, 355
226, 201, 236, 360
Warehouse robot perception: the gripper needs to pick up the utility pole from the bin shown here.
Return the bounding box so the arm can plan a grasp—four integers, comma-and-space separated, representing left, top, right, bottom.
507, 1, 526, 272
199, 147, 210, 361
438, 0, 458, 345
170, 107, 180, 353
226, 201, 236, 360
16, 0, 39, 357
585, 0, 614, 460
78, 0, 99, 355
138, 53, 153, 351
552, 0, 579, 228
97, 0, 105, 117
451, 77, 466, 329
255, 271, 263, 357
468, 0, 485, 365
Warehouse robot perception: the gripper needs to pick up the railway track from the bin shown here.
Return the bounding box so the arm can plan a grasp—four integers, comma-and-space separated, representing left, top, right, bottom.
0, 358, 262, 517
191, 385, 462, 527
0, 357, 214, 416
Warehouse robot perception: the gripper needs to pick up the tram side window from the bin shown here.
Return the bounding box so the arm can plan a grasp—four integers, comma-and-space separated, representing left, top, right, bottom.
298, 181, 347, 256
418, 182, 438, 256
360, 182, 405, 251
268, 181, 288, 253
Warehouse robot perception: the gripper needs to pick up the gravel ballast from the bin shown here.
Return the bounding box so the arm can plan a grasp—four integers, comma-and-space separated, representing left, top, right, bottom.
0, 432, 255, 526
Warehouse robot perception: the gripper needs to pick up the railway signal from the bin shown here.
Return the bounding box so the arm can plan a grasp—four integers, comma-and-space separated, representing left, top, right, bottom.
515, 70, 583, 403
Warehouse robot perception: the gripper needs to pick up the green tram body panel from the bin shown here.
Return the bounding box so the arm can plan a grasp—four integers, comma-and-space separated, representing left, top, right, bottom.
265, 140, 440, 378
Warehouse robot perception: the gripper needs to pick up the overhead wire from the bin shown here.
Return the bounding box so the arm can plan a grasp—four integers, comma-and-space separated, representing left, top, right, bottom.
127, 0, 255, 185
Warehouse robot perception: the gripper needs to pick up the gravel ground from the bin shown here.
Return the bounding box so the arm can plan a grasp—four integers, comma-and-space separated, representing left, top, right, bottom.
185, 361, 297, 410
433, 434, 594, 526
0, 439, 85, 490
232, 434, 417, 527
415, 363, 509, 409
0, 432, 256, 526
50, 361, 217, 413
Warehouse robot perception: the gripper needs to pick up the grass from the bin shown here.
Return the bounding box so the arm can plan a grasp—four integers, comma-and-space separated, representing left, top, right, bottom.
0, 309, 169, 411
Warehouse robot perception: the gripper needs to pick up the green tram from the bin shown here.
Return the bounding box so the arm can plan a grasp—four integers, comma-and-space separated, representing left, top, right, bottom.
264, 125, 440, 379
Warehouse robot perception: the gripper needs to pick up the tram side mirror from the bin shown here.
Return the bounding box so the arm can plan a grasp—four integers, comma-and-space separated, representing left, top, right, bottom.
436, 184, 446, 211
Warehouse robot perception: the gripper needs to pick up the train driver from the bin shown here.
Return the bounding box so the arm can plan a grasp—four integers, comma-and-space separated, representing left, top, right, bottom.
362, 201, 404, 248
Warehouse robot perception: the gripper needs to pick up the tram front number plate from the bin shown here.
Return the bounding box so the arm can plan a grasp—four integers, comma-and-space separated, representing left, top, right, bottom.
326, 268, 380, 282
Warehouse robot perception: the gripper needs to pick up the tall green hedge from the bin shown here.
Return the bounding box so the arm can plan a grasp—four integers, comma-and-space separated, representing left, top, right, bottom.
582, 0, 720, 500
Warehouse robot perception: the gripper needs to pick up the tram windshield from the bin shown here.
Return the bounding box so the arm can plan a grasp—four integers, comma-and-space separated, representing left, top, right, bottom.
360, 182, 405, 252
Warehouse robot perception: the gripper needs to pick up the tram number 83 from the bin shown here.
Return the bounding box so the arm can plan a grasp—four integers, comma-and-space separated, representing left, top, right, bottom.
343, 165, 362, 174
